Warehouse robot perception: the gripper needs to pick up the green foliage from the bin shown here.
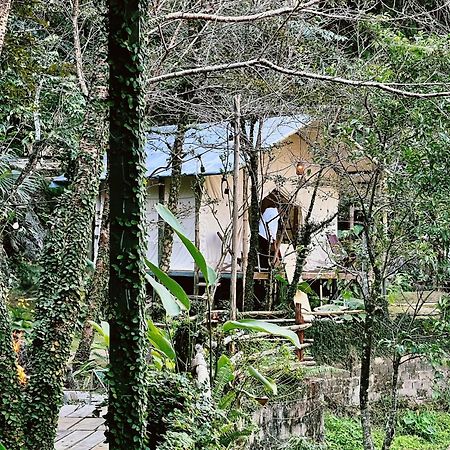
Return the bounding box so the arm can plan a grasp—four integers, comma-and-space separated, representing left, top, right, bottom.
146, 272, 185, 317
145, 259, 190, 311
281, 436, 326, 450
155, 203, 217, 286
0, 287, 25, 449
324, 411, 450, 450
88, 320, 110, 349
24, 143, 101, 448
398, 410, 439, 442
325, 414, 364, 450
223, 319, 301, 348
147, 319, 176, 364
248, 366, 277, 396
146, 370, 252, 450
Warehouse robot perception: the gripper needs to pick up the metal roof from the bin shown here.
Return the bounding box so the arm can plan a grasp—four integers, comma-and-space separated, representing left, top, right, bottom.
49, 115, 311, 186
145, 115, 311, 177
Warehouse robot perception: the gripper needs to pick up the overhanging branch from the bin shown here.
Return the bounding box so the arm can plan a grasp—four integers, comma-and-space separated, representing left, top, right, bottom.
164, 0, 320, 23
148, 58, 450, 98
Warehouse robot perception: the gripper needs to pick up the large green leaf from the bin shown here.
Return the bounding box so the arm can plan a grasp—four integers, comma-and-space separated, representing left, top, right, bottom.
145, 259, 190, 311
223, 319, 301, 348
297, 281, 315, 295
0, 442, 7, 450
88, 320, 110, 348
146, 274, 181, 317
155, 203, 217, 286
248, 366, 277, 396
147, 320, 176, 361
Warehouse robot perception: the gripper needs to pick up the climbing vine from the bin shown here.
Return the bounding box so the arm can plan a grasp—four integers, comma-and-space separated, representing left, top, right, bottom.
24, 120, 102, 448
0, 279, 24, 449
107, 0, 149, 447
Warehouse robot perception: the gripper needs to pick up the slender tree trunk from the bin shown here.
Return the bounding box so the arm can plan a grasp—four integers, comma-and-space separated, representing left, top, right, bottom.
159, 127, 184, 272
244, 146, 259, 309
286, 224, 312, 304
24, 137, 101, 449
360, 299, 376, 450
72, 195, 110, 372
108, 0, 149, 447
0, 277, 24, 449
382, 354, 401, 450
0, 0, 12, 56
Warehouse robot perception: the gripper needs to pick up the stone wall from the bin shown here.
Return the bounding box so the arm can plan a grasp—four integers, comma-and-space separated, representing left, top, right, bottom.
248, 357, 444, 447
249, 379, 325, 448
322, 356, 443, 408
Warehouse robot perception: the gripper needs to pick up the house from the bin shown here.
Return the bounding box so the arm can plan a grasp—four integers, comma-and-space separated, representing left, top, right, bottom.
143, 116, 341, 304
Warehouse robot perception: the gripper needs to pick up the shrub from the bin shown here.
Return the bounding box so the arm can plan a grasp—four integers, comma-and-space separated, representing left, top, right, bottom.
147, 370, 252, 450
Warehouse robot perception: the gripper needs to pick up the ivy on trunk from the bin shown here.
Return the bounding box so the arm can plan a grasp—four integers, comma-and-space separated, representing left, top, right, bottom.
24, 137, 101, 448
107, 0, 149, 447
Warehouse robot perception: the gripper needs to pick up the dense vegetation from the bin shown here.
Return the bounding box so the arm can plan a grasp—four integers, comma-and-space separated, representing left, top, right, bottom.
1, 0, 450, 449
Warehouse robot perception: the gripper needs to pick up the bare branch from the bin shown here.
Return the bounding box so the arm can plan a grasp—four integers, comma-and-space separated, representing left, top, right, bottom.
164, 0, 320, 23
0, 0, 12, 56
148, 58, 450, 98
72, 0, 88, 97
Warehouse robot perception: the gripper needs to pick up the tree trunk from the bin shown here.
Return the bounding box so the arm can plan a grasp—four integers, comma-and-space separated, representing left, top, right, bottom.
108, 0, 149, 447
382, 354, 401, 450
244, 146, 259, 309
286, 224, 312, 304
0, 277, 24, 449
72, 195, 110, 372
24, 138, 101, 448
0, 0, 12, 56
159, 127, 185, 273
360, 301, 375, 450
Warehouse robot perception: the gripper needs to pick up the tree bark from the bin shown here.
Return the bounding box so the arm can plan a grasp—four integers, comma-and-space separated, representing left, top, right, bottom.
108, 0, 149, 447
158, 126, 185, 273
0, 0, 12, 56
360, 301, 375, 450
286, 223, 312, 304
72, 195, 110, 372
244, 145, 260, 309
382, 354, 401, 450
24, 135, 101, 449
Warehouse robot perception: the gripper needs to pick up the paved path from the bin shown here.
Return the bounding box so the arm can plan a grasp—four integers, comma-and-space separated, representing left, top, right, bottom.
56, 404, 108, 449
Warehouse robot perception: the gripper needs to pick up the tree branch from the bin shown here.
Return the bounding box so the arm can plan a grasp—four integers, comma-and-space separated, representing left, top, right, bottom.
72, 0, 88, 97
148, 58, 450, 98
164, 0, 320, 23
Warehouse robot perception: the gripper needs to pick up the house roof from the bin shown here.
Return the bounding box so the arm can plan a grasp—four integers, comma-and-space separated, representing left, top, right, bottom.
145, 115, 311, 177
49, 115, 311, 187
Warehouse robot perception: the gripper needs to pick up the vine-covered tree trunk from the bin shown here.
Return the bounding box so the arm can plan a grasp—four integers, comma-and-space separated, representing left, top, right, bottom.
159, 127, 184, 272
244, 147, 259, 309
72, 195, 110, 371
24, 136, 101, 448
0, 277, 24, 449
108, 0, 149, 447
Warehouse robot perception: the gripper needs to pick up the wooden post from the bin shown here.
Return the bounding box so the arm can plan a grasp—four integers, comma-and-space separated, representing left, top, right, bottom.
294, 301, 305, 361
230, 95, 241, 321
349, 204, 355, 229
